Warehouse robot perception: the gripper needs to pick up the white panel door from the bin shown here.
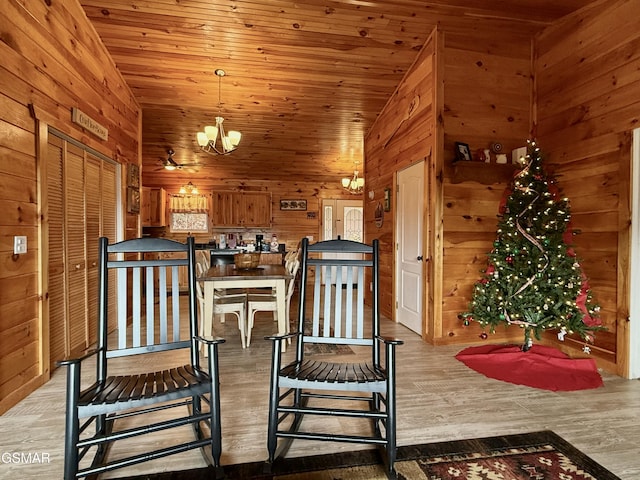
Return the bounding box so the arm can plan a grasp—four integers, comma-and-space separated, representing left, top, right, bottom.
396, 161, 424, 334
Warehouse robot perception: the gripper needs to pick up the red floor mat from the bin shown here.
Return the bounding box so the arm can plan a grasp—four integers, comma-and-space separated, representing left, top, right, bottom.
455, 344, 603, 391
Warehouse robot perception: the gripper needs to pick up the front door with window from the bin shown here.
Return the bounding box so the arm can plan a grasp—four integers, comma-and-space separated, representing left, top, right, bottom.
321, 199, 363, 283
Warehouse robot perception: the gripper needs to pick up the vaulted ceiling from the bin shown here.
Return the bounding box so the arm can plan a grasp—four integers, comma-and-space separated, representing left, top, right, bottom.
80, 1, 593, 185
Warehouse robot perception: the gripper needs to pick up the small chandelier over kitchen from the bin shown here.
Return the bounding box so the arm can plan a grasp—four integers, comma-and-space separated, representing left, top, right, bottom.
341, 161, 365, 195
179, 181, 199, 195
196, 69, 241, 155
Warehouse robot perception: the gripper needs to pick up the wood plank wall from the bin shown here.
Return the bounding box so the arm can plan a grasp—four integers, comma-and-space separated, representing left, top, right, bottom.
439, 27, 534, 345
364, 29, 437, 321
534, 0, 640, 373
0, 0, 140, 413
363, 0, 636, 375
365, 24, 535, 345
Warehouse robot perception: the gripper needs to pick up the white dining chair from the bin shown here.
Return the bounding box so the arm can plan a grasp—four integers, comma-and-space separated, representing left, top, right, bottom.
246, 258, 299, 347
197, 251, 245, 305
196, 262, 248, 348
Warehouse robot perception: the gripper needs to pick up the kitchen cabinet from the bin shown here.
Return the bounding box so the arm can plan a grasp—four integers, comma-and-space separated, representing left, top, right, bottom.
211, 191, 271, 228
141, 187, 166, 226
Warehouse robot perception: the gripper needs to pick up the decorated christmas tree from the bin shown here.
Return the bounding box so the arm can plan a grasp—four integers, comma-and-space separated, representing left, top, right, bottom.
461, 140, 603, 351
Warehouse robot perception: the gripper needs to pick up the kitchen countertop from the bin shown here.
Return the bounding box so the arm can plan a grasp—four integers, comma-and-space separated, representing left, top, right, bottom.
195, 244, 283, 254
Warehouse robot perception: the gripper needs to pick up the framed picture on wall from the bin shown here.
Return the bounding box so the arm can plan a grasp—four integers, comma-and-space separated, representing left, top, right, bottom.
454, 142, 472, 162
127, 187, 140, 214
280, 199, 307, 211
127, 163, 140, 188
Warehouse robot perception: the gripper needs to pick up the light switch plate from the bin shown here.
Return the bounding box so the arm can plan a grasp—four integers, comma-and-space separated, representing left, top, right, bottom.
14, 236, 27, 254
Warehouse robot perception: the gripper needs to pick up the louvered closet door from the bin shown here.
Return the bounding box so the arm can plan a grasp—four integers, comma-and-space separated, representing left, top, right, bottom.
65, 144, 89, 356
46, 134, 119, 369
85, 156, 118, 339
101, 162, 117, 333
85, 156, 101, 343
47, 137, 68, 368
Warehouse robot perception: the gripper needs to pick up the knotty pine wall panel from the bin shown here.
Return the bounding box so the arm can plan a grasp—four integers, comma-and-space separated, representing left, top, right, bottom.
365, 29, 438, 323
439, 25, 533, 346
534, 0, 640, 373
364, 24, 534, 342
0, 0, 140, 413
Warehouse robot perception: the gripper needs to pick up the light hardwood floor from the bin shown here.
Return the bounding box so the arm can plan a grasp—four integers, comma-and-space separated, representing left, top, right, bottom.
2, 303, 640, 479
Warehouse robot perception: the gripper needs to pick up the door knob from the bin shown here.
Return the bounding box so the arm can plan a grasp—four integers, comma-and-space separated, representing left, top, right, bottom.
417, 256, 423, 261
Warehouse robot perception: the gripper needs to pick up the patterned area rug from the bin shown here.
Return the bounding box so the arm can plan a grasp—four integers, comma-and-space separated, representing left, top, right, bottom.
127, 430, 620, 479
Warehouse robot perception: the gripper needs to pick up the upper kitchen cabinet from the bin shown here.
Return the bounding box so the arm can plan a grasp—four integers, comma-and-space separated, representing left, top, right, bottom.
211, 191, 272, 228
141, 187, 166, 226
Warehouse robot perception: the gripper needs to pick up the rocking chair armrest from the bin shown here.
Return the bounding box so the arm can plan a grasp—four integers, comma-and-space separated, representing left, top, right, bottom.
195, 335, 226, 345
264, 331, 299, 342
376, 335, 404, 346
56, 348, 98, 367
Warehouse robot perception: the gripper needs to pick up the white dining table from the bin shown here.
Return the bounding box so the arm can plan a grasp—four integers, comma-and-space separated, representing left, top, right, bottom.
200, 263, 292, 350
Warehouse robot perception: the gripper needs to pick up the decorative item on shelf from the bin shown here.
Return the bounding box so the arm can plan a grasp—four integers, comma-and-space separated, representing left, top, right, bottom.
512, 146, 527, 165
475, 149, 490, 162
196, 69, 241, 155
496, 154, 508, 164
490, 142, 503, 154
454, 142, 472, 161
341, 161, 365, 194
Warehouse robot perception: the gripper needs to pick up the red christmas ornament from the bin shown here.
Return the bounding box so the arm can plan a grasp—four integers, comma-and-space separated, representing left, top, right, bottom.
506, 255, 513, 264
479, 332, 488, 340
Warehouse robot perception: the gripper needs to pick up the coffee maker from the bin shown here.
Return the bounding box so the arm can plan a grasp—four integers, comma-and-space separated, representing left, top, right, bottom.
255, 234, 263, 252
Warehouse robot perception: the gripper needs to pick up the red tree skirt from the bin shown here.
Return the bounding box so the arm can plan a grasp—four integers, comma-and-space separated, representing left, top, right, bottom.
455, 344, 603, 391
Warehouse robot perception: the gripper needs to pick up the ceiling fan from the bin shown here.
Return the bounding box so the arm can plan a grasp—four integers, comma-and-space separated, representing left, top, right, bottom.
157, 149, 201, 172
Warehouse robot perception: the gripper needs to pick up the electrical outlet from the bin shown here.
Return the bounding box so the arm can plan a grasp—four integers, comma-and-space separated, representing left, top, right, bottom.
14, 236, 27, 254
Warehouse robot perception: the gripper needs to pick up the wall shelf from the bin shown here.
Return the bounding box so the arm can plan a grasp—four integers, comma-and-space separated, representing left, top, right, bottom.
451, 161, 520, 185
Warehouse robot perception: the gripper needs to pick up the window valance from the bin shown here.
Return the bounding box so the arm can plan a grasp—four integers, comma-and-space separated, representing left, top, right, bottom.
169, 194, 208, 213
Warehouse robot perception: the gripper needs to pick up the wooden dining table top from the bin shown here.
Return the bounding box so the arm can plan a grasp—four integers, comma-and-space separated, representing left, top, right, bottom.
201, 264, 292, 281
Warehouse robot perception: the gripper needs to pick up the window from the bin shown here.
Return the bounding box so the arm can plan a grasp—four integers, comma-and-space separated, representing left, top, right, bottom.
169, 212, 209, 233
169, 194, 209, 233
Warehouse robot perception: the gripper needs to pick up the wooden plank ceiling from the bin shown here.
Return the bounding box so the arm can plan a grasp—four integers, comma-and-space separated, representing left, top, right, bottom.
80, 0, 593, 185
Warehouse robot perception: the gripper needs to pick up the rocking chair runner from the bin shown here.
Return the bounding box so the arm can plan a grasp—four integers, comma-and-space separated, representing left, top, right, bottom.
265, 237, 403, 478
57, 237, 225, 479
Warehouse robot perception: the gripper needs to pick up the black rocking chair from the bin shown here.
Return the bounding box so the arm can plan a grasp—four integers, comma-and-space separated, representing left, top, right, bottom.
57, 237, 225, 479
265, 237, 403, 478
